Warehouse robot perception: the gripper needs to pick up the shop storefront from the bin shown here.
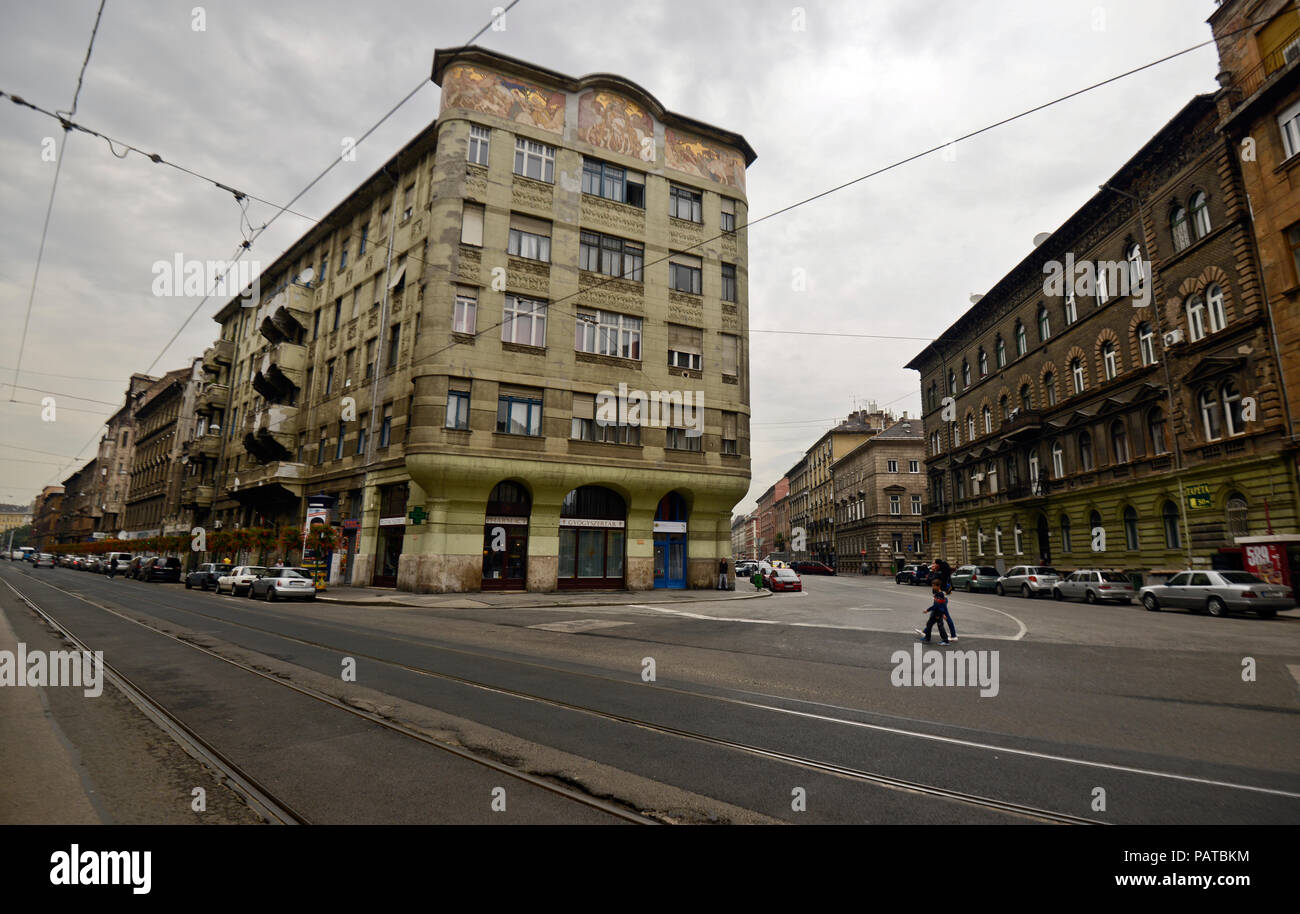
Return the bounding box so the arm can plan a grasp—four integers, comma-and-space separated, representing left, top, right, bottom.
653, 491, 687, 589
557, 486, 625, 590
372, 483, 408, 588
482, 481, 529, 591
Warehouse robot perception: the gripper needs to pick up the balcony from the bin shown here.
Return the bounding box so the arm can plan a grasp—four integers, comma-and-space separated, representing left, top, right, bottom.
998, 409, 1043, 441
180, 481, 214, 508
202, 339, 234, 373
187, 432, 221, 460
258, 284, 312, 344
1232, 27, 1300, 100
229, 460, 306, 500
252, 341, 306, 402
196, 381, 229, 414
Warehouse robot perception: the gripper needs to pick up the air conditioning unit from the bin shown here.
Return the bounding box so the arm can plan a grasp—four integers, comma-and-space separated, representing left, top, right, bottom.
1163, 328, 1184, 347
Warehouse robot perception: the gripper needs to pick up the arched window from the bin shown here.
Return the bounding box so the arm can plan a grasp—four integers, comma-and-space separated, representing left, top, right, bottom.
1223, 380, 1244, 436
1163, 501, 1181, 549
986, 460, 998, 494
966, 412, 976, 441
996, 336, 1006, 367
1190, 191, 1210, 238
1226, 492, 1248, 539
969, 466, 981, 496
1187, 295, 1207, 341
1006, 452, 1019, 487
1000, 395, 1009, 420
948, 370, 957, 396
1044, 371, 1057, 406
928, 383, 937, 411
1071, 358, 1085, 394
979, 349, 988, 376
962, 361, 971, 387
1199, 388, 1222, 441
1148, 407, 1168, 454
1016, 321, 1027, 357
1089, 510, 1103, 539
982, 405, 992, 434
1097, 265, 1111, 305
1064, 286, 1077, 324
1061, 514, 1073, 552
1079, 430, 1094, 471
1051, 440, 1065, 477
1206, 283, 1226, 333
1138, 322, 1156, 366
1171, 205, 1190, 252
1127, 243, 1145, 295
1038, 305, 1051, 342
1102, 341, 1118, 381
1124, 506, 1140, 550
1019, 383, 1032, 411
1111, 419, 1129, 463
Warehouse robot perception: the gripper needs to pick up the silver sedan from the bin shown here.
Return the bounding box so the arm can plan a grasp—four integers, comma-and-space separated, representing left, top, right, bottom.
1139, 570, 1296, 618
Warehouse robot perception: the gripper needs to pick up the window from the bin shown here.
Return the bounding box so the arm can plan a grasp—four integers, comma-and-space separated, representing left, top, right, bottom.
590, 395, 642, 445
669, 252, 703, 294
1015, 321, 1027, 357
379, 402, 393, 446
508, 215, 551, 262
461, 202, 484, 246
319, 253, 329, 282
446, 390, 470, 430
1000, 395, 1009, 420
332, 297, 342, 330
387, 323, 401, 368
402, 184, 415, 221
979, 349, 988, 376
1070, 358, 1084, 394
582, 158, 645, 207
502, 296, 547, 347
1051, 440, 1065, 478
356, 413, 369, 455
666, 324, 702, 370
1061, 514, 1072, 552
909, 459, 920, 473
722, 411, 738, 455
454, 287, 478, 334
1171, 205, 1191, 252
1044, 372, 1057, 406
362, 339, 375, 379
1163, 501, 1181, 549
317, 427, 327, 464
983, 405, 992, 434
912, 495, 923, 515
1037, 305, 1050, 342
1149, 408, 1168, 454
514, 137, 555, 183
1223, 381, 1245, 436
996, 337, 1006, 368
962, 361, 971, 387
296, 432, 305, 463
335, 421, 346, 460
1111, 420, 1129, 463
497, 394, 543, 436
1190, 191, 1210, 239
1102, 342, 1117, 381
1013, 524, 1023, 555
359, 226, 368, 254
721, 263, 737, 302
1206, 283, 1227, 333
1020, 383, 1032, 411
1226, 492, 1248, 539
887, 459, 898, 473
379, 207, 390, 235
721, 197, 736, 232
339, 241, 348, 271
1124, 506, 1139, 550
1282, 98, 1300, 159
1187, 296, 1207, 341
1006, 453, 1019, 487
930, 431, 941, 454
325, 359, 336, 394
666, 427, 702, 451
1064, 287, 1077, 324
1138, 323, 1156, 366
890, 495, 901, 515
1096, 265, 1110, 305
344, 346, 355, 384
669, 185, 702, 222
986, 460, 998, 494
720, 333, 739, 377
1078, 430, 1094, 471
468, 124, 490, 166
994, 525, 1003, 554
575, 309, 642, 360
948, 370, 957, 396
1199, 388, 1222, 440
1127, 243, 1145, 296
579, 230, 644, 281
966, 413, 976, 441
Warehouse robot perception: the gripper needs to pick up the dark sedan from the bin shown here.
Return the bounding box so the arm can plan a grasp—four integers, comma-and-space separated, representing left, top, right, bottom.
895, 564, 930, 585
793, 561, 836, 576
185, 562, 223, 591
139, 556, 182, 582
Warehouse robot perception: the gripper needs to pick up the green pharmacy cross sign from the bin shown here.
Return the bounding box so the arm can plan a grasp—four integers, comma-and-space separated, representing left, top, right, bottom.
408, 506, 428, 525
1186, 484, 1213, 510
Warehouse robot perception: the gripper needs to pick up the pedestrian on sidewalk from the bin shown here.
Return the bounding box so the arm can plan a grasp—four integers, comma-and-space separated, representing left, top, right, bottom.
717, 558, 729, 590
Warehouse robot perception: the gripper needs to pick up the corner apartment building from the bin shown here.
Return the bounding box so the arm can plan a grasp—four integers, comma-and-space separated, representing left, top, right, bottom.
55, 459, 100, 545
29, 486, 63, 551
123, 362, 204, 538
908, 95, 1298, 579
755, 476, 789, 556
803, 409, 893, 566
199, 45, 755, 592
831, 417, 926, 574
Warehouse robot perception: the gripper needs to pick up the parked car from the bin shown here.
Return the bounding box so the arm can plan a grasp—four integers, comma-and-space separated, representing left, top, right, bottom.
125, 556, 150, 579
951, 564, 1001, 593
1139, 570, 1295, 618
185, 563, 223, 591
895, 564, 929, 585
248, 567, 318, 601
32, 553, 55, 567
82, 557, 101, 572
1053, 570, 1136, 604
216, 565, 268, 596
139, 556, 182, 583
103, 552, 132, 575
767, 567, 802, 592
996, 565, 1062, 598
793, 560, 836, 576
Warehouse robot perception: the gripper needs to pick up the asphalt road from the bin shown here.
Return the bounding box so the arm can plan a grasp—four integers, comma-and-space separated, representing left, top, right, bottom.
3, 562, 1297, 824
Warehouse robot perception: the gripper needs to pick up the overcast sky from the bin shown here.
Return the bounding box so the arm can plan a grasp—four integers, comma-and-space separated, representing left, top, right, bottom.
0, 0, 1221, 512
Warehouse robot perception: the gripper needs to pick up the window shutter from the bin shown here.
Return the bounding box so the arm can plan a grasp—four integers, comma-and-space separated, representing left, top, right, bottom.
509, 212, 552, 236
722, 412, 737, 439
668, 323, 703, 354
721, 334, 739, 375
572, 393, 595, 420
461, 203, 484, 245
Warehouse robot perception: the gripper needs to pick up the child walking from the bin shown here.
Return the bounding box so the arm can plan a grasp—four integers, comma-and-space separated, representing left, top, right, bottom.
915, 578, 952, 645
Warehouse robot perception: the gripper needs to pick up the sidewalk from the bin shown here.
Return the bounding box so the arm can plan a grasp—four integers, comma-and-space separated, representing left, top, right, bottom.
316, 584, 772, 609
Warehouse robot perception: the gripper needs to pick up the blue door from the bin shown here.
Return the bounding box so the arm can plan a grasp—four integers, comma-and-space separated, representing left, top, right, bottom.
653, 492, 688, 589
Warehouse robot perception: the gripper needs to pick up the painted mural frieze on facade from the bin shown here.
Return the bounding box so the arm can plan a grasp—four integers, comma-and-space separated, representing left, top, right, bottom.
441, 64, 566, 134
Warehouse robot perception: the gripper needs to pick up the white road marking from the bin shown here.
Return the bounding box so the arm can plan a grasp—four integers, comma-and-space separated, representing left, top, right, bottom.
528, 619, 633, 633
626, 604, 1025, 639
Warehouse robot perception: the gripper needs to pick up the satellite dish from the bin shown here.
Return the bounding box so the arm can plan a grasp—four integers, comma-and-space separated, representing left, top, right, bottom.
1033, 232, 1051, 247
970, 294, 984, 304
297, 266, 315, 284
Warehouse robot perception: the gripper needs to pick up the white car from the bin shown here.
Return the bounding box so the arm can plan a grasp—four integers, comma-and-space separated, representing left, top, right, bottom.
216, 565, 268, 596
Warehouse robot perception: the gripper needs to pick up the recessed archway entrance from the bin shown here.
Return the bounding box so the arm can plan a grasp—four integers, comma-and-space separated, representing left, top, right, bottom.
558, 486, 626, 590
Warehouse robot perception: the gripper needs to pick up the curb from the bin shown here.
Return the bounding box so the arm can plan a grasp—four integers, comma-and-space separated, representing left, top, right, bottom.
314, 589, 773, 609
